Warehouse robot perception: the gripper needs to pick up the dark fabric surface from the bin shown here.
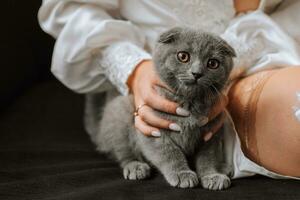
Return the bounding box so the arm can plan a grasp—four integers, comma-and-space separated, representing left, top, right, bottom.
0, 81, 299, 200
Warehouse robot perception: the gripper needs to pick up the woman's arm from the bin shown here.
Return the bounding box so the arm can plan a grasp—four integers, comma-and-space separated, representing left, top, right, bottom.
234, 0, 283, 14
234, 0, 260, 14
38, 0, 228, 138
38, 0, 188, 137
38, 0, 151, 95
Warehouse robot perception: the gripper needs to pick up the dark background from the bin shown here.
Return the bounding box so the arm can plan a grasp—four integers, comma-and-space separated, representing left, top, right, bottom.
0, 0, 54, 111
0, 1, 299, 200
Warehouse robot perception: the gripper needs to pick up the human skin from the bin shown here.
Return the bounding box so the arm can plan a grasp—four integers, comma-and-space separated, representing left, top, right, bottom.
127, 0, 261, 137
234, 0, 260, 13
228, 67, 300, 177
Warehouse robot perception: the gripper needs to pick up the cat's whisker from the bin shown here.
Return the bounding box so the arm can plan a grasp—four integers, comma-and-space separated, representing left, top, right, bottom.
211, 84, 223, 103
204, 86, 214, 105
177, 73, 193, 77
177, 77, 193, 81
175, 81, 184, 97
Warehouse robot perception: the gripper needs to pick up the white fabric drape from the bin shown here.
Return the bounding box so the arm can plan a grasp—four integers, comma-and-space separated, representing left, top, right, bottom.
38, 0, 300, 95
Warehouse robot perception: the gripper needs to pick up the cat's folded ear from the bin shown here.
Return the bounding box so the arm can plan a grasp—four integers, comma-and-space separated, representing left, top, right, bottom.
158, 27, 183, 44
222, 41, 236, 58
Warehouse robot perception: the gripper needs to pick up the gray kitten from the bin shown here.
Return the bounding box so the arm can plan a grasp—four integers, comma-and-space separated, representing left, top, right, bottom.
86, 27, 236, 190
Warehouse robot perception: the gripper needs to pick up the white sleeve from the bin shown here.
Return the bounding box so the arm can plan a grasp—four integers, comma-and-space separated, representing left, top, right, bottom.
221, 10, 300, 79
271, 0, 300, 45
38, 0, 152, 95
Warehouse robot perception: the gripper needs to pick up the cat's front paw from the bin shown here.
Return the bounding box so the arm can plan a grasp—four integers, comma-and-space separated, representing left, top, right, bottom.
166, 170, 199, 188
200, 173, 231, 190
123, 161, 151, 180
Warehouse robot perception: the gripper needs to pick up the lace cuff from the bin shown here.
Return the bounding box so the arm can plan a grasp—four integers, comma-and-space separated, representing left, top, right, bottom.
98, 41, 152, 95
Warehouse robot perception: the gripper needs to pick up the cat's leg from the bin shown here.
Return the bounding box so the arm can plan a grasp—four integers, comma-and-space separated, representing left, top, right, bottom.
98, 128, 152, 181
195, 130, 231, 190
96, 95, 151, 180
115, 146, 151, 180
96, 132, 152, 181
139, 135, 199, 188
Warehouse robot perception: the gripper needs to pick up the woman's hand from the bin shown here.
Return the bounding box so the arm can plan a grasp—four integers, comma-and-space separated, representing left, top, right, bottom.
127, 60, 228, 140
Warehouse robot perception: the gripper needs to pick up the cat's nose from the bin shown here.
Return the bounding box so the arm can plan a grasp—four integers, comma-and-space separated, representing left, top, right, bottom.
192, 72, 203, 80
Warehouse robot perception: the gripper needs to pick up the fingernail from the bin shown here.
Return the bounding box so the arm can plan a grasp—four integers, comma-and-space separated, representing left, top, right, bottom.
176, 107, 190, 116
204, 132, 213, 142
199, 116, 209, 126
151, 131, 161, 137
169, 123, 181, 132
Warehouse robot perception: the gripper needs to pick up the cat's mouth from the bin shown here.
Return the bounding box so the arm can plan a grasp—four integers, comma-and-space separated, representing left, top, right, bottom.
177, 77, 215, 93
177, 74, 196, 85
182, 79, 197, 85
177, 77, 202, 86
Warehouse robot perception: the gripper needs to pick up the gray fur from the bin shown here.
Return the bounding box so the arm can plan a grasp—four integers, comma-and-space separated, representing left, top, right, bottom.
87, 27, 235, 189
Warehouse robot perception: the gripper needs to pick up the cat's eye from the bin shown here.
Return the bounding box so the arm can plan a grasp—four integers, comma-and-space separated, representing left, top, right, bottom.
177, 51, 190, 63
207, 59, 220, 69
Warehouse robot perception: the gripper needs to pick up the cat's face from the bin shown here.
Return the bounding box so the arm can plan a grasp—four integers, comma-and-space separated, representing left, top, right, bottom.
153, 27, 235, 97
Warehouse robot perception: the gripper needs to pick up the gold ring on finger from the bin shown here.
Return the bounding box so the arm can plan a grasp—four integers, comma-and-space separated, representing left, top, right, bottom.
134, 103, 147, 116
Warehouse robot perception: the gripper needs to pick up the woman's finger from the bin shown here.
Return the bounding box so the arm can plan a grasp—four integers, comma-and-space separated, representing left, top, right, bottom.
134, 115, 161, 137
144, 90, 190, 117
208, 93, 228, 120
203, 112, 226, 142
138, 105, 181, 132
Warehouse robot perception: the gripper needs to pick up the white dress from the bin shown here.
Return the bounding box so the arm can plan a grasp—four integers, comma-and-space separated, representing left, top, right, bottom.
38, 0, 300, 179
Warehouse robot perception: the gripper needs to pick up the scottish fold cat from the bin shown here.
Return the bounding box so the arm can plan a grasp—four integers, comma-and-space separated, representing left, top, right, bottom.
86, 27, 236, 190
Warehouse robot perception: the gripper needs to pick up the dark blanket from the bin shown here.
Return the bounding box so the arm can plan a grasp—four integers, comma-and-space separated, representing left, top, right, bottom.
0, 81, 299, 200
